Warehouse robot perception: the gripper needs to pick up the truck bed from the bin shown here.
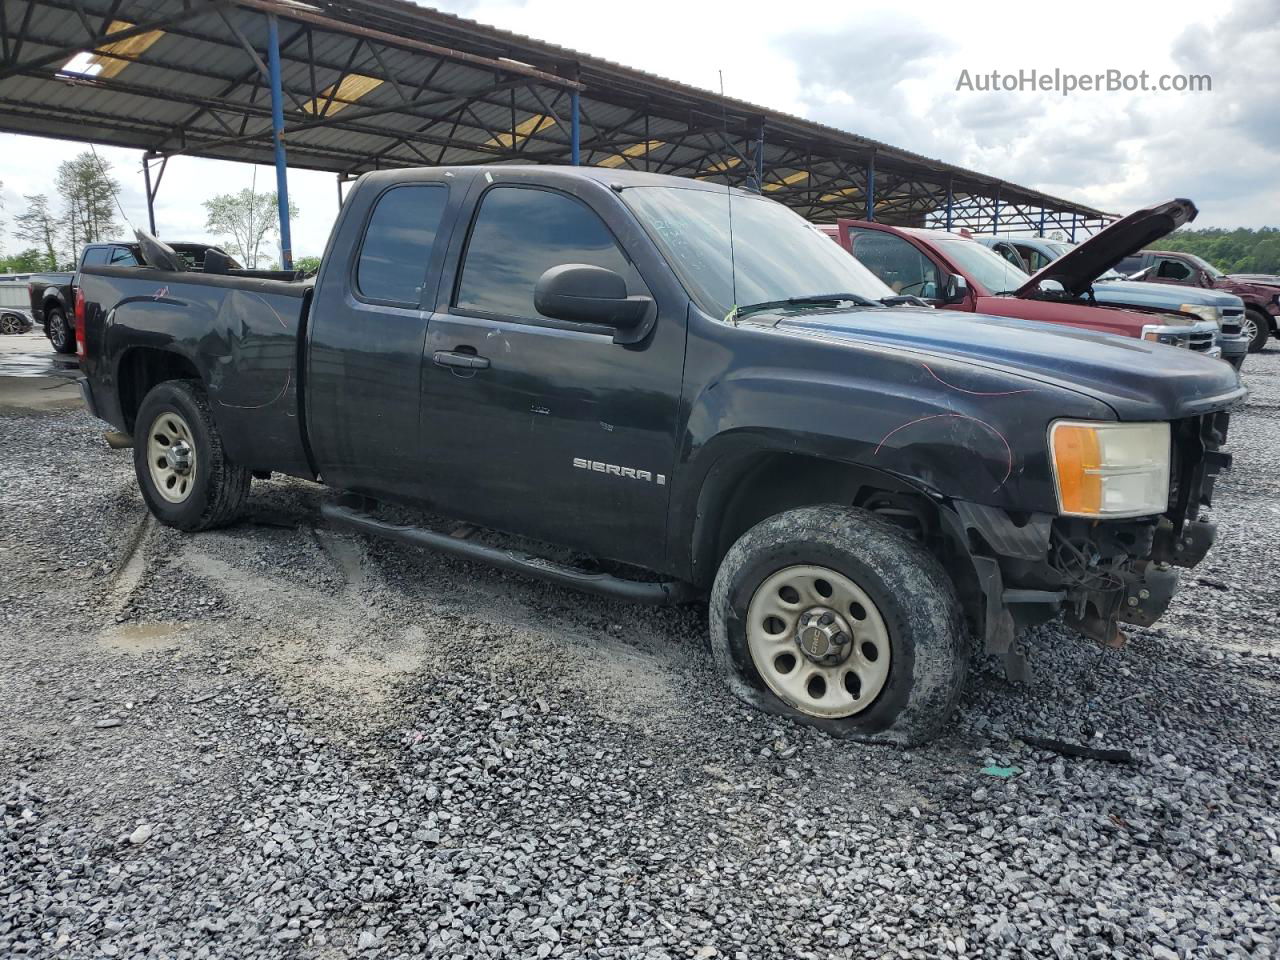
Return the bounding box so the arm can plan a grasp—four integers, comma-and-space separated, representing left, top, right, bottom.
78, 265, 314, 479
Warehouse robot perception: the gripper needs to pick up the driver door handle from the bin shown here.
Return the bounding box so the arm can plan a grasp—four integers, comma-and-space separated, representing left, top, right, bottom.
433, 349, 490, 370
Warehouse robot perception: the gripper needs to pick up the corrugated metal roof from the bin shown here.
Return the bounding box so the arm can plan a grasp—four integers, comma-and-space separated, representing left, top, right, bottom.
0, 0, 1113, 227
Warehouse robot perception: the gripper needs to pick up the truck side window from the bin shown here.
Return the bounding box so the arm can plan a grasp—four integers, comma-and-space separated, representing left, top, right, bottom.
847, 229, 940, 298
1114, 255, 1145, 275
109, 247, 139, 266
81, 248, 110, 266
1155, 257, 1192, 281
456, 186, 643, 322
1011, 243, 1046, 272
356, 184, 448, 305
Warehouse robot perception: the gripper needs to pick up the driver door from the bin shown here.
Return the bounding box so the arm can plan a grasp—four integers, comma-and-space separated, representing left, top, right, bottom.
419, 182, 684, 570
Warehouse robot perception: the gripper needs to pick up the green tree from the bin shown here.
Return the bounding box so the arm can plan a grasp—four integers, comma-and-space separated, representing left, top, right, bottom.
13, 194, 61, 270
1158, 226, 1280, 275
0, 248, 49, 273
293, 255, 322, 276
55, 151, 121, 262
204, 188, 299, 269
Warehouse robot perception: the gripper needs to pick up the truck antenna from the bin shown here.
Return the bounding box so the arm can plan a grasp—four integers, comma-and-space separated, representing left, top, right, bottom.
92, 144, 134, 233
718, 69, 739, 321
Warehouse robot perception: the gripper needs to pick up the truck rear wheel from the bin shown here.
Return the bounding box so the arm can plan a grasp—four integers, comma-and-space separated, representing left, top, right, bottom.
133, 380, 250, 531
1244, 308, 1270, 353
47, 306, 75, 354
709, 505, 967, 746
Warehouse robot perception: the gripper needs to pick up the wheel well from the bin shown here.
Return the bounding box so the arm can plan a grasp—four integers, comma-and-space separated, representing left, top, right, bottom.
695, 453, 940, 580
117, 348, 201, 433
693, 451, 986, 634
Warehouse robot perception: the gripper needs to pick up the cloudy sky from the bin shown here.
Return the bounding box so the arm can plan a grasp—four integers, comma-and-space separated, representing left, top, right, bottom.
0, 0, 1276, 259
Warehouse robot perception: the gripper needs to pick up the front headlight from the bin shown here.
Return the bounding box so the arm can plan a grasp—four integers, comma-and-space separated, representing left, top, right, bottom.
1178, 303, 1220, 324
1049, 421, 1171, 518
1141, 323, 1190, 347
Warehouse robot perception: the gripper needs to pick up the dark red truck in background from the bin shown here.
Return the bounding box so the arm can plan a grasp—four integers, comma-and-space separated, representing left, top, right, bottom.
820, 200, 1223, 359
1117, 249, 1280, 353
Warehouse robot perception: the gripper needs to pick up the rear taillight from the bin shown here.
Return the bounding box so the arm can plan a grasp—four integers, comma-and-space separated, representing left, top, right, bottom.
74, 287, 86, 357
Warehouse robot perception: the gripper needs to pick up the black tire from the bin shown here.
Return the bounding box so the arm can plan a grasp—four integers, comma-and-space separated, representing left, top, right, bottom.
133, 380, 250, 531
709, 504, 967, 746
47, 306, 75, 354
1244, 308, 1270, 353
0, 313, 24, 335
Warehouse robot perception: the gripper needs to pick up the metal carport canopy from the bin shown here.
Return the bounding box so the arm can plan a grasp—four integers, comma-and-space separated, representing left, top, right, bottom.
0, 0, 1113, 237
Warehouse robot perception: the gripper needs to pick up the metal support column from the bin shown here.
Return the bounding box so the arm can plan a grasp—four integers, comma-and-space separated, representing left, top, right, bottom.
267, 14, 292, 270
944, 176, 953, 232
865, 153, 875, 221
991, 187, 1001, 234
754, 125, 765, 193
570, 90, 580, 165
1038, 207, 1046, 237
1070, 213, 1077, 242
142, 155, 157, 235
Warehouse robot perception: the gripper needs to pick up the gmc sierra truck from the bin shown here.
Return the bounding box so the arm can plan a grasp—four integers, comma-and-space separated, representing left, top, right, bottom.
76, 166, 1244, 745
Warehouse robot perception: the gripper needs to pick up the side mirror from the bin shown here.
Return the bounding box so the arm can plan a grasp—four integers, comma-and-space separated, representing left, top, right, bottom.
1036, 278, 1066, 296
942, 273, 969, 305
534, 264, 652, 331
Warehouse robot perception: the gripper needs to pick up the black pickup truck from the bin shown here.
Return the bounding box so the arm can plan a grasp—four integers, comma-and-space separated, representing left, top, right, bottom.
76, 166, 1244, 745
29, 240, 244, 354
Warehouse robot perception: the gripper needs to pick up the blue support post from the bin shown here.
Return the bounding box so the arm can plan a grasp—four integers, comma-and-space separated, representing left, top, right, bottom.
755, 127, 765, 193
991, 187, 1000, 234
1070, 213, 1077, 242
865, 153, 875, 221
1039, 207, 1046, 237
944, 176, 953, 232
267, 15, 292, 270
570, 89, 580, 165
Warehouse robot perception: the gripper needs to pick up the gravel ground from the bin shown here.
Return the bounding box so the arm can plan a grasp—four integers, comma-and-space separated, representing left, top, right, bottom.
1, 351, 1278, 959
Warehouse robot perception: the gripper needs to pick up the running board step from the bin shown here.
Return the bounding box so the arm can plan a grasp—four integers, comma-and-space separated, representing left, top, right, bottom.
320, 500, 696, 605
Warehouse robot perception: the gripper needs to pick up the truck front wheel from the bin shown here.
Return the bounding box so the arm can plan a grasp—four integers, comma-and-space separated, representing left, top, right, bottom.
709, 505, 967, 746
1243, 308, 1271, 353
133, 380, 250, 531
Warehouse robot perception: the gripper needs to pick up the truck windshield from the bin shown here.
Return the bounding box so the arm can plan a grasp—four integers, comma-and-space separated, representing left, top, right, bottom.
620, 186, 894, 318
933, 238, 1031, 295
1187, 253, 1223, 278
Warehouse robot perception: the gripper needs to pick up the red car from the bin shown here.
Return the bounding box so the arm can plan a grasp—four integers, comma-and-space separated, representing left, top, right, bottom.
820, 200, 1221, 357
1116, 249, 1280, 353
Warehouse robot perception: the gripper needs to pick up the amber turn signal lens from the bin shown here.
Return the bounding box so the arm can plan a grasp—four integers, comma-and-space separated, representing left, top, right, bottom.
1049, 421, 1171, 518
1051, 423, 1103, 515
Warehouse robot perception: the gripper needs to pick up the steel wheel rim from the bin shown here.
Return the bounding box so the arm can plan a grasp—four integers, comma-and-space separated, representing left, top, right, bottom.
147, 411, 198, 504
50, 315, 67, 348
1243, 315, 1258, 343
0, 315, 19, 334
746, 564, 892, 719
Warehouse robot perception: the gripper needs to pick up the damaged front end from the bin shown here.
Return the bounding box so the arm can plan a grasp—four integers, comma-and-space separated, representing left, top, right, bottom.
948, 408, 1233, 681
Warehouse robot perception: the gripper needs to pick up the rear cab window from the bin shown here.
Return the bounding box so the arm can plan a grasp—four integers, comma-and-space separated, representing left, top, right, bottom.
454, 185, 646, 323
356, 184, 449, 305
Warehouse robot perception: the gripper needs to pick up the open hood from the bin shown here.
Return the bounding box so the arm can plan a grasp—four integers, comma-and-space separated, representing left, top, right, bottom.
134, 229, 187, 273
1016, 198, 1198, 298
